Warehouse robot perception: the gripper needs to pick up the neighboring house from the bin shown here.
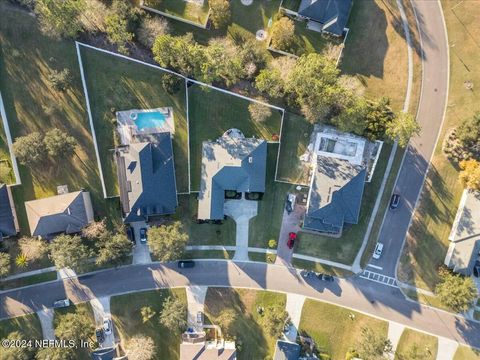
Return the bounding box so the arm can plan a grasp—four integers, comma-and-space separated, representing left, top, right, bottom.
303, 132, 367, 236
25, 190, 94, 239
116, 133, 178, 223
0, 183, 18, 240
293, 0, 353, 36
444, 189, 480, 276
180, 331, 236, 360
273, 340, 301, 360
197, 129, 267, 220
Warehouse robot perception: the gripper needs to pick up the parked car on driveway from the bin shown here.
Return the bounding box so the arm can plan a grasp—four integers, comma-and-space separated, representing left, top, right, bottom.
95, 328, 104, 343
103, 317, 112, 335
473, 260, 480, 278
139, 228, 147, 243
53, 299, 70, 308
316, 273, 334, 282
390, 194, 400, 209
373, 243, 384, 259
178, 260, 195, 268
196, 311, 203, 325
287, 232, 297, 249
285, 194, 296, 214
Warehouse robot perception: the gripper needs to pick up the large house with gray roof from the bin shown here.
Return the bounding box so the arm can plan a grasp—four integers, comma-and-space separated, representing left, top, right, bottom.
197, 129, 267, 220
25, 189, 94, 239
0, 184, 18, 240
303, 131, 367, 236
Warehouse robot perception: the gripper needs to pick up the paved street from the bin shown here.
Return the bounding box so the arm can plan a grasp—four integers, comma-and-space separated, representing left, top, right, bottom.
1, 261, 479, 349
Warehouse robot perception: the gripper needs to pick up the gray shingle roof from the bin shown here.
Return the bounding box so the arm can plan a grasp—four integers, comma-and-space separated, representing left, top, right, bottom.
298, 0, 353, 36
25, 190, 94, 238
0, 184, 16, 238
273, 340, 301, 360
198, 136, 267, 220
116, 132, 178, 223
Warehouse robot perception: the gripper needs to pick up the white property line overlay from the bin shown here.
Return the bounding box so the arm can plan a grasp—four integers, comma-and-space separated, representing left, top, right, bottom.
0, 91, 20, 185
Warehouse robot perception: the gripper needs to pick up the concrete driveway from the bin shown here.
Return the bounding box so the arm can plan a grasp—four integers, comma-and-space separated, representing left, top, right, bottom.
275, 206, 305, 266
131, 221, 151, 264
90, 297, 115, 348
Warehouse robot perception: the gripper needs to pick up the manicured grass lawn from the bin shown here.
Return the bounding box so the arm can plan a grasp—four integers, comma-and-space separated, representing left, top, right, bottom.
295, 143, 392, 264
399, 0, 480, 290
0, 313, 42, 340
111, 288, 186, 360
454, 346, 480, 360
184, 250, 234, 259
248, 144, 303, 248
204, 288, 286, 360
276, 112, 313, 184
143, 0, 210, 26
0, 116, 14, 184
172, 194, 236, 246
0, 271, 57, 290
394, 329, 438, 360
341, 0, 409, 111
0, 2, 120, 233
188, 84, 282, 191
249, 252, 276, 263
79, 45, 190, 196
299, 298, 388, 359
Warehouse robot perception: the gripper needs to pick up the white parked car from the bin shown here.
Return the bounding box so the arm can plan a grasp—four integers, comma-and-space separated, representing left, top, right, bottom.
103, 317, 112, 335
373, 243, 384, 259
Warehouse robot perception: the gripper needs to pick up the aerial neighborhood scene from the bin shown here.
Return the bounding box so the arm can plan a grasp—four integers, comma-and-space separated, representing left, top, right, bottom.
1, 0, 480, 359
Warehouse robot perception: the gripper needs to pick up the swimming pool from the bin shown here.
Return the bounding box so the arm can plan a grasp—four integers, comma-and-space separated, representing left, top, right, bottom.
134, 111, 167, 131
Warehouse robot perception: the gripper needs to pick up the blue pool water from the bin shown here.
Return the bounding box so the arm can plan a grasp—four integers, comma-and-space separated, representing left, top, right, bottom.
134, 111, 167, 130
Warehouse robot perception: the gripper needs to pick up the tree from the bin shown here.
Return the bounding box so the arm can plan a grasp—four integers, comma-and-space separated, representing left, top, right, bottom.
456, 112, 480, 152
126, 335, 156, 360
209, 0, 231, 29
35, 0, 86, 38
363, 97, 395, 141
239, 39, 268, 79
49, 234, 91, 271
270, 17, 295, 51
141, 306, 156, 323
261, 306, 288, 338
385, 112, 421, 147
137, 16, 169, 49
105, 13, 133, 54
162, 74, 183, 95
159, 296, 187, 333
19, 237, 48, 262
249, 101, 272, 123
44, 128, 77, 158
356, 326, 392, 360
255, 68, 285, 98
48, 68, 72, 91
332, 97, 368, 136
0, 331, 35, 360
36, 346, 75, 360
459, 159, 480, 191
0, 252, 10, 278
216, 308, 237, 337
148, 222, 189, 262
435, 269, 477, 312
81, 219, 108, 241
13, 132, 48, 167
96, 233, 132, 267
55, 312, 95, 342
201, 37, 244, 86
79, 0, 107, 33
15, 253, 28, 268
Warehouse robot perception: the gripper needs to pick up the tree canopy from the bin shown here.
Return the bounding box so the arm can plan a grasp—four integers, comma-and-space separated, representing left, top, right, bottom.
55, 312, 94, 342
126, 335, 156, 360
209, 0, 231, 29
0, 252, 11, 278
435, 268, 477, 312
159, 296, 187, 333
44, 128, 77, 158
356, 326, 392, 360
49, 234, 91, 271
96, 232, 132, 267
13, 132, 48, 167
459, 159, 480, 190
35, 0, 86, 38
385, 112, 421, 147
148, 221, 189, 262
270, 17, 295, 52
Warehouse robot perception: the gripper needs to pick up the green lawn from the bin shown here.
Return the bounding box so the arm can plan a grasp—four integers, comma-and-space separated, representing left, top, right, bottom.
79, 45, 190, 196
184, 250, 234, 259
394, 329, 438, 360
0, 2, 120, 233
143, 0, 210, 26
0, 313, 42, 341
399, 0, 480, 290
249, 252, 276, 263
299, 298, 388, 359
295, 143, 393, 265
111, 288, 186, 360
454, 346, 480, 360
0, 116, 14, 184
276, 112, 313, 184
188, 84, 282, 191
280, 0, 301, 12
172, 194, 236, 246
0, 271, 57, 291
204, 288, 286, 360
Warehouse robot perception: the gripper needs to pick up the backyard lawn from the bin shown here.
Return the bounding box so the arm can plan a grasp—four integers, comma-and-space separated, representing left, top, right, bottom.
294, 143, 393, 265
204, 288, 286, 360
454, 346, 480, 360
79, 45, 190, 196
399, 0, 480, 291
111, 288, 186, 360
394, 329, 438, 360
0, 2, 120, 233
188, 84, 282, 191
0, 116, 14, 184
143, 0, 210, 26
173, 194, 236, 246
299, 298, 388, 359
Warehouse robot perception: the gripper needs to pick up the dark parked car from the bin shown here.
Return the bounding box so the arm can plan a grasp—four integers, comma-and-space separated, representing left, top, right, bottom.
316, 273, 334, 282
287, 232, 297, 249
285, 194, 296, 214
95, 329, 104, 344
139, 228, 147, 243
126, 226, 135, 244
178, 260, 196, 268
473, 260, 480, 278
390, 194, 400, 209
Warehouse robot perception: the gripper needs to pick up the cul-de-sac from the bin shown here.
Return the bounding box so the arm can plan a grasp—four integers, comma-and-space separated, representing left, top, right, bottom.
0, 0, 479, 359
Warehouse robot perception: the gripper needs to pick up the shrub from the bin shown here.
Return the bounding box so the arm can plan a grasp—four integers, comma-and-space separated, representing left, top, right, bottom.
209, 0, 231, 29
48, 68, 72, 92
270, 17, 295, 51
13, 132, 48, 167
249, 101, 272, 123
161, 74, 182, 95
137, 16, 169, 49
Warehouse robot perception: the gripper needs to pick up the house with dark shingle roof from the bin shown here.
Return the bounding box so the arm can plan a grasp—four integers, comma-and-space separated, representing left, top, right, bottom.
303, 131, 367, 236
296, 0, 353, 36
198, 130, 267, 220
116, 132, 178, 223
25, 190, 94, 239
0, 184, 18, 240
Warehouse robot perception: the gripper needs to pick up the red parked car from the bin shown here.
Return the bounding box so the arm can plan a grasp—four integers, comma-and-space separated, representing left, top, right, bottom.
287, 232, 297, 249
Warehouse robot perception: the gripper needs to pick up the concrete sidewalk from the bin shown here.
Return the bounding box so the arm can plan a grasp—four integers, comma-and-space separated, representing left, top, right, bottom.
284, 293, 306, 342
37, 308, 55, 340
387, 321, 405, 359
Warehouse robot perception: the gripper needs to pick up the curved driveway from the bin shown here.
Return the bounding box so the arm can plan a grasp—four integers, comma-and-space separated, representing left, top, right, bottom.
369, 0, 450, 276
1, 261, 479, 348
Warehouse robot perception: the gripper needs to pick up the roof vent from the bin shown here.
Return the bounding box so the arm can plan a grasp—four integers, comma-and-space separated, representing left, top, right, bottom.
248, 156, 253, 163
